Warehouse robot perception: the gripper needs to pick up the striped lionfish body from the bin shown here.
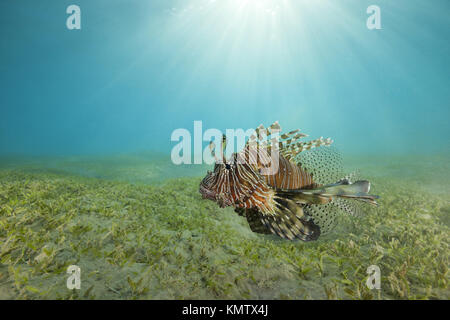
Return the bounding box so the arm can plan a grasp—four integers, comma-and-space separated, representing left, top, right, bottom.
199, 122, 379, 241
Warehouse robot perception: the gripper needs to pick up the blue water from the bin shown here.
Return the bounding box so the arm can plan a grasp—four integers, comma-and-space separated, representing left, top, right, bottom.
1, 1, 450, 301
0, 0, 449, 157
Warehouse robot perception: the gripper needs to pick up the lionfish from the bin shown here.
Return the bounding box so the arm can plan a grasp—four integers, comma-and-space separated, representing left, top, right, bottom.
199, 121, 379, 241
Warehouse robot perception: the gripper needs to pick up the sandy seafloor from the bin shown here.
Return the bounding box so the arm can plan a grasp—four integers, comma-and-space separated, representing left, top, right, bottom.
0, 152, 448, 300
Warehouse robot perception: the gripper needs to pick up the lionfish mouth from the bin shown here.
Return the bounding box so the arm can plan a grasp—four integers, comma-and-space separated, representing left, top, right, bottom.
199, 183, 217, 201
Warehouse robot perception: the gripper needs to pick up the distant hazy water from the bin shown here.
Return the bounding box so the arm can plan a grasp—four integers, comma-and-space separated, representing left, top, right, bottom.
1, 153, 449, 196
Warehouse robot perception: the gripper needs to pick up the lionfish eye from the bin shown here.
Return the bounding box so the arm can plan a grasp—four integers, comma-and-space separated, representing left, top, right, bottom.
225, 163, 231, 170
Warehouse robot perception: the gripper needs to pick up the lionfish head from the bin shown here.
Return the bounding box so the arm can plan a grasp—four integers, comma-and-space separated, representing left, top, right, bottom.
199, 162, 234, 208
199, 167, 217, 201
200, 133, 245, 208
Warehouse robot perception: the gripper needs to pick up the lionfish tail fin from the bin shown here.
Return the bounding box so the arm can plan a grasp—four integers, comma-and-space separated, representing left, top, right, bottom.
278, 179, 380, 206
325, 180, 379, 206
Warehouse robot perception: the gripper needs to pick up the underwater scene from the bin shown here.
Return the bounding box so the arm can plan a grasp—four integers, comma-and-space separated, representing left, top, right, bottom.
0, 0, 449, 300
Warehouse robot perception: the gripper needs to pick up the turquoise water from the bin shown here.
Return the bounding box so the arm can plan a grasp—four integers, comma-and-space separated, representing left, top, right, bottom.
0, 1, 449, 300
1, 0, 449, 157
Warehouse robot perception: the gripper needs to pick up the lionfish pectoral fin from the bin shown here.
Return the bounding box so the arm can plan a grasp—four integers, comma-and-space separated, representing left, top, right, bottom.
266, 199, 321, 241
234, 207, 246, 217
238, 208, 273, 235
239, 201, 320, 241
